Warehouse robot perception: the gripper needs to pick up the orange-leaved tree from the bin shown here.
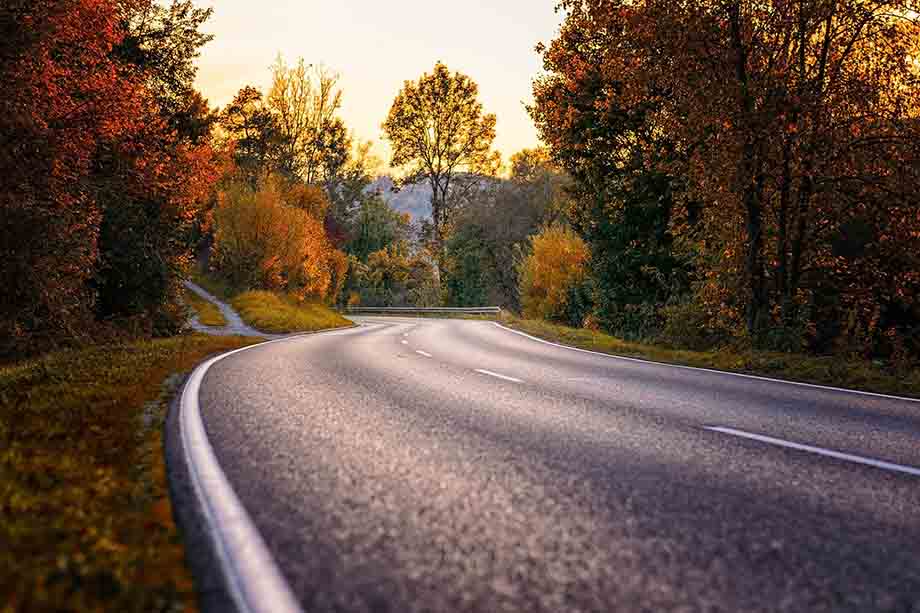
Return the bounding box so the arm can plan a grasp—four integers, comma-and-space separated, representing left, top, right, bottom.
211, 174, 347, 301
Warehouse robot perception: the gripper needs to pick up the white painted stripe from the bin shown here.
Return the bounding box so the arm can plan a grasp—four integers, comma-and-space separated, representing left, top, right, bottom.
416, 350, 433, 358
401, 340, 408, 345
493, 323, 919, 404
475, 368, 524, 384
705, 426, 920, 477
179, 325, 376, 613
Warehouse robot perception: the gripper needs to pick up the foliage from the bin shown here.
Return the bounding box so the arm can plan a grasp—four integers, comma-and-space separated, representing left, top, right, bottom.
347, 194, 412, 261
443, 148, 568, 309
210, 174, 347, 301
219, 86, 280, 186
230, 291, 352, 334
267, 57, 349, 185
118, 0, 214, 119
0, 333, 261, 611
346, 242, 440, 307
383, 62, 499, 243
0, 0, 217, 358
533, 0, 920, 358
517, 224, 591, 325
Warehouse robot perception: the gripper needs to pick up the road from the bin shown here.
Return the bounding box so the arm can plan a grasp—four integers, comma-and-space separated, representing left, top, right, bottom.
195, 316, 920, 612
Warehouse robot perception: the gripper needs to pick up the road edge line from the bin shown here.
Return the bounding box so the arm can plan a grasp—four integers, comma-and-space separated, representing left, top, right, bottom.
178, 325, 375, 613
491, 322, 920, 404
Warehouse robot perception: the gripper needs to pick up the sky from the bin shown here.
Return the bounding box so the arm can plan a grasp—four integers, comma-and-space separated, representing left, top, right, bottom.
191, 1, 564, 164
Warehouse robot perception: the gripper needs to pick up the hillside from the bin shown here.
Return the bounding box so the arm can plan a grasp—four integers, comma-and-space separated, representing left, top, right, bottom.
369, 176, 432, 220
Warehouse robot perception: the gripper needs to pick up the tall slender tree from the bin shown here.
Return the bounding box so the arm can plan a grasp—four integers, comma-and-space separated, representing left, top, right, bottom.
383, 63, 498, 246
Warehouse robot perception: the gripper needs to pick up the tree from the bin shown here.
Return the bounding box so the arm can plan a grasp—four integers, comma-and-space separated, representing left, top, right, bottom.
211, 174, 346, 300
1, 0, 219, 355
517, 224, 591, 325
535, 0, 920, 355
382, 62, 498, 245
1, 0, 129, 352
267, 57, 349, 185
117, 0, 214, 119
444, 148, 566, 309
221, 86, 279, 185
347, 195, 411, 262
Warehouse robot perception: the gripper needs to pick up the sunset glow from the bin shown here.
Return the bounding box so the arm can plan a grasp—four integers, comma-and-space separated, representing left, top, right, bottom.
192, 0, 563, 159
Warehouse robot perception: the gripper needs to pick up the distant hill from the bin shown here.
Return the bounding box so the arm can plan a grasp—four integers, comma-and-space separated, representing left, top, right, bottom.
367, 176, 432, 220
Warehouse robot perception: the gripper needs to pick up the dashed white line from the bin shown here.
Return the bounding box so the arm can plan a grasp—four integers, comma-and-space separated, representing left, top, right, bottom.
705, 426, 920, 477
416, 350, 432, 358
475, 369, 524, 384
492, 322, 920, 404
401, 340, 408, 345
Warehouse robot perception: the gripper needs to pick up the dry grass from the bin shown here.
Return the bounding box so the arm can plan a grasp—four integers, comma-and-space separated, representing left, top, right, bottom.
183, 288, 226, 327
502, 315, 920, 399
231, 291, 353, 334
0, 334, 262, 611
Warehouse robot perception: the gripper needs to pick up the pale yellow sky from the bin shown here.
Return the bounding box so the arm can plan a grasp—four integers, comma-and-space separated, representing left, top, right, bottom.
192, 1, 563, 163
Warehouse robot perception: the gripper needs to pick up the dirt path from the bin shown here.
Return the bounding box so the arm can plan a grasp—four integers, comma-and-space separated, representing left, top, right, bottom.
184, 280, 281, 338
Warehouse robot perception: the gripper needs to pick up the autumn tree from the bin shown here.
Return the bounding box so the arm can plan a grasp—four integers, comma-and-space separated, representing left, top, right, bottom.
517, 224, 591, 325
445, 149, 567, 309
383, 63, 498, 245
211, 174, 347, 300
1, 0, 219, 355
267, 57, 350, 185
534, 0, 920, 354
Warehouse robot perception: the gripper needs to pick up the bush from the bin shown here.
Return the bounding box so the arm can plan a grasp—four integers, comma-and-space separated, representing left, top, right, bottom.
517, 224, 590, 322
659, 301, 729, 350
211, 175, 346, 301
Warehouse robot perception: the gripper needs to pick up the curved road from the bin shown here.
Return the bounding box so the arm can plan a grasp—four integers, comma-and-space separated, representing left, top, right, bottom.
196, 317, 920, 612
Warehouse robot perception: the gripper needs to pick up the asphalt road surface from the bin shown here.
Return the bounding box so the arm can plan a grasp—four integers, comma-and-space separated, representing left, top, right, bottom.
197, 317, 920, 612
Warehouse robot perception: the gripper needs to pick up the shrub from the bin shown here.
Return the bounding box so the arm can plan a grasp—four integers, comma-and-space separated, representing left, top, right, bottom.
517, 224, 590, 322
211, 175, 346, 301
659, 300, 730, 351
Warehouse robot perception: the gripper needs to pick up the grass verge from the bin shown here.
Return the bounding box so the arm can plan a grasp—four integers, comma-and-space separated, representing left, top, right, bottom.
501, 316, 920, 399
183, 288, 227, 327
232, 290, 353, 334
0, 334, 262, 611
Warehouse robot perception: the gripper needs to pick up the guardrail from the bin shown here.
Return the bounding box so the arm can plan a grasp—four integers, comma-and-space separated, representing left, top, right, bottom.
346, 306, 502, 315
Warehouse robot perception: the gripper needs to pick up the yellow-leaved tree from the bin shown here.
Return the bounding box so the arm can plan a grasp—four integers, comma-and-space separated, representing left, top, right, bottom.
518, 224, 590, 323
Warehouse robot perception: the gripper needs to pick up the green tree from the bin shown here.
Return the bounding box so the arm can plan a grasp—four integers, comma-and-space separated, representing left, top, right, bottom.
220, 86, 280, 185
444, 148, 566, 309
347, 195, 411, 262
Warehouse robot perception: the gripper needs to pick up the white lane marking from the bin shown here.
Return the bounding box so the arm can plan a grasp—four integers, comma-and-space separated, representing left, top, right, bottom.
492, 323, 920, 404
401, 340, 409, 345
416, 350, 433, 358
475, 368, 524, 384
178, 327, 375, 613
705, 426, 920, 477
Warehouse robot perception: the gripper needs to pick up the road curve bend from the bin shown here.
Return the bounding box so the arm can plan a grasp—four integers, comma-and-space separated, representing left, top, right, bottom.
192, 316, 920, 612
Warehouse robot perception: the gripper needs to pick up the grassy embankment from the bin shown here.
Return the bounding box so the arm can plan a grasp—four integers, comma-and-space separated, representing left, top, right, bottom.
1, 334, 261, 612
231, 291, 352, 334
190, 269, 352, 334
182, 288, 226, 327
502, 315, 920, 399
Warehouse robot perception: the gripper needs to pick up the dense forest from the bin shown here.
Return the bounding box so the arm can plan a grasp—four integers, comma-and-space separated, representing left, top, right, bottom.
3, 0, 919, 367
